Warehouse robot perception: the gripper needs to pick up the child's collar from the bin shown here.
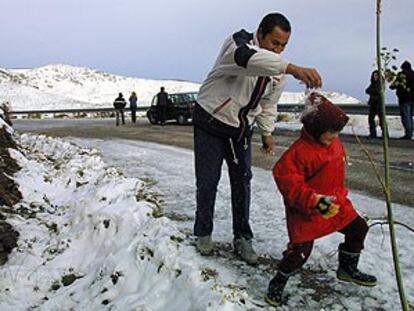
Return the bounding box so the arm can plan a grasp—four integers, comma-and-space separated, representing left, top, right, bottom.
300, 128, 328, 147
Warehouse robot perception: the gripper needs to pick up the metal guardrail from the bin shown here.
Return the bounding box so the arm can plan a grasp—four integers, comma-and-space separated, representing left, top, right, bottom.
9, 106, 149, 115
9, 104, 400, 117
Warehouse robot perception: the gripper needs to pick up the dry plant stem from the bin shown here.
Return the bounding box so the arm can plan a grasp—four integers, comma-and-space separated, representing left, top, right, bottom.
376, 1, 408, 309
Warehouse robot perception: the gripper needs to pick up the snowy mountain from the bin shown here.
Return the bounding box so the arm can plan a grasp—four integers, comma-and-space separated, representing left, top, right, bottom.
0, 64, 360, 111
0, 64, 200, 111
279, 91, 360, 105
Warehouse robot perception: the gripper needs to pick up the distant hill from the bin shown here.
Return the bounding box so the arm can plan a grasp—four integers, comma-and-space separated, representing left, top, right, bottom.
0, 64, 200, 111
280, 91, 360, 105
0, 64, 360, 111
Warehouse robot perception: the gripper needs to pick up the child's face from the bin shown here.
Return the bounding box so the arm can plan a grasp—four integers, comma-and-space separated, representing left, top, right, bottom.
319, 130, 340, 146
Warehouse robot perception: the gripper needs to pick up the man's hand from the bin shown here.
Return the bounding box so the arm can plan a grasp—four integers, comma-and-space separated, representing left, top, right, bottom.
261, 134, 275, 155
286, 63, 322, 89
315, 195, 340, 219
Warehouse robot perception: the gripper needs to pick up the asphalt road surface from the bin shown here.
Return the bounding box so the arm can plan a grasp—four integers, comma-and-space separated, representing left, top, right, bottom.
13, 118, 414, 208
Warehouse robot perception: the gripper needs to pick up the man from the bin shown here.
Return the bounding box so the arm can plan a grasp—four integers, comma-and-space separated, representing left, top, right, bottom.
365, 70, 384, 138
129, 91, 138, 123
156, 87, 169, 126
193, 12, 322, 264
390, 60, 414, 139
113, 93, 126, 126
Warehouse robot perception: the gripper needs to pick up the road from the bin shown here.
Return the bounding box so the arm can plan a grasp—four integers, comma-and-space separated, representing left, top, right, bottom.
13, 118, 414, 207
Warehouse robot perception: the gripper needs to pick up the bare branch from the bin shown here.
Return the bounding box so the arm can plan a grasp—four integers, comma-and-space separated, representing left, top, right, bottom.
369, 220, 414, 234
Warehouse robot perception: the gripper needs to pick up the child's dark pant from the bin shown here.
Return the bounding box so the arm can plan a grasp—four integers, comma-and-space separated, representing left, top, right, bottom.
279, 216, 369, 274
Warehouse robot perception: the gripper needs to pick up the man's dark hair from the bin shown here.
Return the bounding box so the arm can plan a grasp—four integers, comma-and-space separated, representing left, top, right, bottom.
401, 60, 412, 71
259, 13, 291, 37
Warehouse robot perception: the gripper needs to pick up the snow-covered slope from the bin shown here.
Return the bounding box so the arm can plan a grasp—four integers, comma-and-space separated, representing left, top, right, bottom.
0, 64, 360, 111
1, 64, 200, 110
1, 133, 252, 310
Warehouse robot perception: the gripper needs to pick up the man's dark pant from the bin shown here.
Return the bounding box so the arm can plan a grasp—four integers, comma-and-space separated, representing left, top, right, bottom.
399, 101, 413, 138
115, 109, 125, 126
279, 216, 369, 274
158, 105, 167, 125
368, 104, 384, 137
131, 108, 137, 123
193, 125, 253, 240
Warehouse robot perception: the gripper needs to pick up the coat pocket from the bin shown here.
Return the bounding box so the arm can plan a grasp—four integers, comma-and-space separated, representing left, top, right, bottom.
193, 102, 241, 139
213, 97, 232, 114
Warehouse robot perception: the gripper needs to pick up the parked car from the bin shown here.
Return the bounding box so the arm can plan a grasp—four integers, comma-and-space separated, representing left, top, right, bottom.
146, 91, 198, 125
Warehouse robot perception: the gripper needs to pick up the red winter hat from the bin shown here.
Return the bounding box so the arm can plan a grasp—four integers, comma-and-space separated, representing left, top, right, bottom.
301, 92, 349, 139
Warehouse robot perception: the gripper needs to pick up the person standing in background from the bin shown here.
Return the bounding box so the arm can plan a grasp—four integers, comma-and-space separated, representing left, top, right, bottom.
390, 60, 414, 140
113, 93, 126, 126
156, 87, 169, 126
129, 91, 138, 123
365, 70, 384, 138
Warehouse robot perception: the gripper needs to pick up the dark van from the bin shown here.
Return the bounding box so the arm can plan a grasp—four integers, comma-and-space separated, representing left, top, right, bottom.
146, 91, 198, 125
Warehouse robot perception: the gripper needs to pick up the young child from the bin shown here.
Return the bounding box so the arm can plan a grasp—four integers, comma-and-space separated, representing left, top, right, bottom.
265, 92, 377, 307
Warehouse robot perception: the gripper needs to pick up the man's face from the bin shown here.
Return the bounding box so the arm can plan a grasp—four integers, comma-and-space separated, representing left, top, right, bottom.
258, 26, 290, 54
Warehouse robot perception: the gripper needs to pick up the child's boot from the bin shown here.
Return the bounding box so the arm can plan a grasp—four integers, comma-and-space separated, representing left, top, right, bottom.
336, 246, 377, 287
264, 271, 289, 307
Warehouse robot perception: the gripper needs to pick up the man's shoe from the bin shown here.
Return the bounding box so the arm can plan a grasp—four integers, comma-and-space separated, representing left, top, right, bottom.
233, 237, 258, 265
196, 235, 214, 255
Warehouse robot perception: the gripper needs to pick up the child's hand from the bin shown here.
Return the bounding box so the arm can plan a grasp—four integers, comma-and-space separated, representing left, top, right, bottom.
315, 195, 340, 219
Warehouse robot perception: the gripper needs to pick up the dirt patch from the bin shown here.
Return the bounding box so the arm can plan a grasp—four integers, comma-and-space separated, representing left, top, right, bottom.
0, 106, 21, 265
0, 117, 21, 206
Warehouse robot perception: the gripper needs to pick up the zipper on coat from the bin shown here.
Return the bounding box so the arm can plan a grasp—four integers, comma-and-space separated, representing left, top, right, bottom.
213, 97, 232, 114
237, 77, 270, 141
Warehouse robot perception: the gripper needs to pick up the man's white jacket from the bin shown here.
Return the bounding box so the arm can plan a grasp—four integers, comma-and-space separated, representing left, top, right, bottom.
197, 29, 289, 136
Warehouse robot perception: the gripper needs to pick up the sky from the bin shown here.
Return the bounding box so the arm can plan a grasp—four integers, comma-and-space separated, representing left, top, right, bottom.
1, 0, 414, 102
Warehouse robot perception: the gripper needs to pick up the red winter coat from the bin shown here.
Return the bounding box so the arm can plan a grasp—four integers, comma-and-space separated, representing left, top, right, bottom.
273, 129, 358, 243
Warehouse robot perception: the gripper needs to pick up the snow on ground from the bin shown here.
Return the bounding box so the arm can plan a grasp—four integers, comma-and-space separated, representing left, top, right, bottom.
2, 128, 412, 310
0, 134, 255, 311
67, 138, 414, 310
